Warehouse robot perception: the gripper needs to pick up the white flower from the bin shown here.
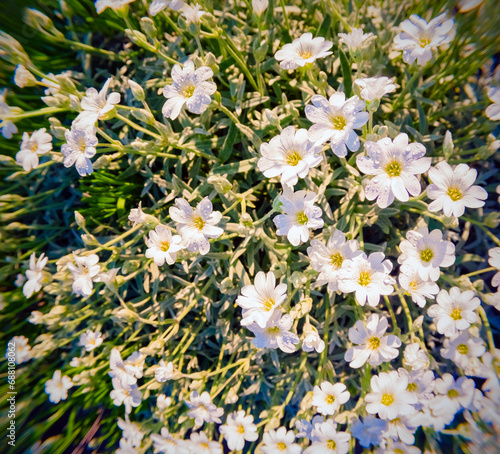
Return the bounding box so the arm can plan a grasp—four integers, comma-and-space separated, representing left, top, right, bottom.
246, 310, 299, 353
149, 0, 184, 16
236, 271, 287, 328
110, 378, 142, 414
381, 415, 418, 445
275, 32, 333, 70
109, 348, 138, 387
295, 415, 324, 441
6, 335, 32, 364
354, 77, 396, 102
376, 441, 421, 454
338, 252, 395, 306
258, 126, 323, 187
302, 324, 325, 353
116, 438, 138, 454
398, 263, 439, 308
189, 432, 222, 454
157, 394, 172, 411
365, 371, 418, 420
14, 64, 36, 88
61, 126, 98, 177
151, 427, 186, 453
397, 227, 455, 281
305, 92, 368, 158
304, 420, 351, 454
345, 314, 401, 368
357, 133, 431, 208
219, 410, 258, 451
94, 267, 121, 291
430, 373, 475, 416
73, 78, 120, 129
124, 352, 146, 380
0, 88, 19, 139
162, 60, 216, 120
79, 329, 103, 351
273, 188, 324, 246
128, 202, 157, 226
427, 287, 480, 337
23, 252, 48, 298
485, 86, 500, 120
28, 310, 44, 325
117, 417, 144, 448
185, 391, 223, 427
155, 360, 174, 382
394, 13, 455, 66
397, 368, 435, 403
488, 247, 500, 287
441, 331, 486, 369
16, 128, 53, 172
350, 416, 387, 448
145, 225, 183, 266
181, 3, 205, 24
338, 28, 375, 52
45, 370, 73, 403
312, 381, 350, 415
67, 253, 100, 297
427, 162, 488, 217
261, 427, 302, 454
402, 343, 429, 370
252, 0, 268, 16
95, 0, 136, 14
307, 229, 363, 291
169, 197, 223, 255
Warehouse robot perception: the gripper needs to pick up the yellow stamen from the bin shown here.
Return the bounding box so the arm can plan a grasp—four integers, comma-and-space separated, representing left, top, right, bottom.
285, 150, 302, 166
381, 393, 394, 406
326, 394, 336, 404
447, 389, 459, 398
457, 344, 468, 355
183, 85, 195, 98
385, 160, 403, 177
299, 50, 313, 59
450, 308, 462, 321
193, 216, 205, 230
327, 440, 337, 450
407, 382, 418, 392
160, 241, 170, 252
329, 115, 347, 130
420, 248, 434, 263
358, 271, 371, 286
330, 252, 344, 268
368, 336, 381, 350
262, 299, 275, 311
296, 211, 308, 225
447, 187, 462, 201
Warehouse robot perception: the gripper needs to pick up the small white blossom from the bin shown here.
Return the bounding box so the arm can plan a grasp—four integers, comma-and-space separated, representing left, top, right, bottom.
189, 432, 222, 454
305, 92, 368, 158
23, 252, 48, 298
109, 348, 138, 387
488, 247, 500, 287
117, 417, 144, 448
441, 331, 486, 369
338, 27, 375, 52
155, 360, 174, 382
273, 188, 324, 246
162, 60, 216, 120
67, 253, 100, 297
427, 287, 480, 337
219, 410, 258, 451
145, 225, 183, 266
295, 415, 324, 441
0, 88, 19, 139
275, 32, 333, 70
354, 76, 396, 102
157, 394, 172, 411
345, 314, 401, 368
312, 381, 350, 415
398, 263, 439, 308
16, 128, 53, 171
302, 324, 325, 353
304, 420, 351, 454
94, 267, 121, 291
338, 252, 395, 306
357, 133, 431, 208
14, 64, 37, 88
6, 335, 32, 364
261, 427, 302, 454
458, 0, 484, 12
61, 126, 98, 177
394, 13, 455, 66
403, 343, 429, 370
397, 368, 435, 404
252, 0, 269, 16
116, 438, 137, 454
124, 352, 145, 380
381, 415, 418, 445
246, 310, 299, 353
397, 227, 455, 281
45, 370, 73, 403
95, 0, 136, 14
169, 197, 223, 255
110, 378, 142, 414
79, 329, 103, 351
185, 391, 223, 427
258, 126, 323, 187
430, 373, 475, 417
237, 271, 287, 329
151, 427, 186, 453
427, 162, 488, 217
485, 86, 500, 120
181, 3, 205, 24
149, 0, 184, 16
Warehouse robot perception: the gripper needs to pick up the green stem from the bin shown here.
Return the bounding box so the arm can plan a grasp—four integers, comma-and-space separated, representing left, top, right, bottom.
478, 306, 496, 352
63, 39, 116, 59
3, 106, 68, 121
115, 113, 162, 140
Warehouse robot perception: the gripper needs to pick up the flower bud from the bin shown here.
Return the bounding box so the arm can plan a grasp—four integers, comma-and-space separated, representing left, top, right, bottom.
128, 79, 145, 101
140, 17, 157, 39
74, 211, 86, 228
207, 175, 232, 194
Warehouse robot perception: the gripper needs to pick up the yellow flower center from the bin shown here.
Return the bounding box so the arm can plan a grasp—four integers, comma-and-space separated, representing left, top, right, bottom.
78, 137, 87, 152
381, 393, 394, 406
394, 450, 405, 454
447, 187, 463, 201
326, 394, 336, 404
277, 442, 287, 451
385, 160, 403, 177
330, 252, 344, 268
407, 382, 418, 392
358, 271, 371, 286
327, 440, 336, 450
447, 389, 459, 398
266, 326, 280, 335
299, 50, 313, 59
31, 143, 38, 152
193, 216, 205, 230
285, 150, 302, 166
409, 280, 418, 291
262, 298, 275, 311
420, 248, 434, 263
368, 336, 381, 350
237, 425, 245, 433
419, 37, 431, 48
160, 241, 170, 252
296, 211, 309, 225
450, 308, 462, 321
201, 442, 209, 448
457, 344, 468, 355
329, 115, 347, 130
182, 85, 195, 98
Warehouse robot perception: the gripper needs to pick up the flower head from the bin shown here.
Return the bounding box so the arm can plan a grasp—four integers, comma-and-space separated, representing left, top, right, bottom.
6, 335, 32, 364
488, 247, 500, 287
219, 410, 258, 451
67, 253, 100, 297
150, 428, 185, 453
149, 0, 184, 16
185, 391, 223, 427
398, 263, 439, 308
252, 0, 269, 16
155, 360, 174, 382
145, 225, 183, 266
61, 126, 98, 177
23, 252, 48, 298
338, 28, 375, 52
351, 415, 387, 448
246, 310, 299, 353
261, 427, 302, 454
312, 381, 350, 415
354, 76, 396, 102
302, 324, 326, 353
110, 378, 142, 414
16, 128, 53, 171
181, 3, 205, 24
45, 370, 73, 403
441, 331, 486, 369
304, 420, 351, 454
189, 431, 222, 454
79, 329, 103, 351
485, 86, 500, 120
403, 343, 429, 370
117, 416, 144, 448
275, 32, 333, 70
430, 373, 475, 416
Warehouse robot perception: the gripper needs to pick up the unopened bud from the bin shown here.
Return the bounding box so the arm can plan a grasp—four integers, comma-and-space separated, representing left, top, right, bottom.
74, 211, 85, 228
128, 79, 145, 101
140, 17, 157, 39
207, 175, 232, 194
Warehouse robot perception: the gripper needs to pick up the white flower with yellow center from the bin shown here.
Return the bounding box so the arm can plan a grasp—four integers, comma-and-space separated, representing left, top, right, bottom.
345, 314, 401, 368
398, 263, 439, 308
274, 32, 333, 70
148, 0, 184, 16
219, 411, 258, 451
397, 227, 455, 281
236, 271, 287, 328
6, 335, 33, 364
365, 371, 418, 420
427, 161, 488, 217
304, 420, 351, 454
261, 427, 302, 454
302, 324, 325, 353
273, 188, 324, 246
189, 431, 222, 454
441, 331, 486, 369
23, 252, 48, 298
312, 381, 350, 415
79, 329, 103, 352
430, 373, 475, 417
150, 427, 185, 453
394, 13, 455, 66
357, 133, 431, 208
145, 224, 183, 266
16, 128, 53, 171
61, 126, 98, 177
427, 287, 480, 337
185, 391, 223, 427
162, 60, 216, 120
258, 126, 323, 187
307, 229, 363, 292
338, 251, 395, 306
485, 86, 500, 120
402, 343, 429, 370
45, 370, 73, 404
246, 310, 299, 353
169, 197, 223, 255
67, 253, 100, 297
154, 359, 174, 383
354, 76, 396, 102
305, 92, 368, 158
338, 27, 375, 52
397, 368, 435, 404
117, 416, 144, 448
